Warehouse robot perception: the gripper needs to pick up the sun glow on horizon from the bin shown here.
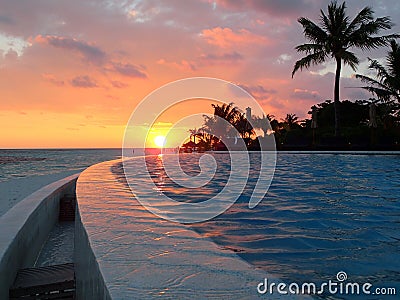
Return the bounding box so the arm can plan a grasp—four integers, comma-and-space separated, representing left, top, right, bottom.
154, 135, 166, 148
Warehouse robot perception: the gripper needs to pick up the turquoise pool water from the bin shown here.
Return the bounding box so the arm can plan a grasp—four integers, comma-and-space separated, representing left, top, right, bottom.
126, 152, 400, 299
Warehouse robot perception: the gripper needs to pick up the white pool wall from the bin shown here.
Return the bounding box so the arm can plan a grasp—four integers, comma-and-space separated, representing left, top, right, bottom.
0, 173, 79, 299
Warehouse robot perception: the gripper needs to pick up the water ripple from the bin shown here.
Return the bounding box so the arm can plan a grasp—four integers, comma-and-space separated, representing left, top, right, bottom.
115, 153, 400, 299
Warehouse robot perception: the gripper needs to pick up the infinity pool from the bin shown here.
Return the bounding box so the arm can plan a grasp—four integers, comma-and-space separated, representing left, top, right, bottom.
119, 152, 400, 299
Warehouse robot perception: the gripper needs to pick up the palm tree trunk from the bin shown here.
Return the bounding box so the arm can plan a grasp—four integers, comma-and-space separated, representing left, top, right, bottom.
334, 57, 342, 137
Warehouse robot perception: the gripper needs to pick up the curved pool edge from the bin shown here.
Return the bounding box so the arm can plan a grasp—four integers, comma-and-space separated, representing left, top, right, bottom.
75, 158, 310, 299
0, 173, 80, 299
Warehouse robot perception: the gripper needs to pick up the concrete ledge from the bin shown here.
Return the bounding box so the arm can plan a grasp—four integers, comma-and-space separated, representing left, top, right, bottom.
75, 205, 111, 300
0, 173, 80, 299
75, 159, 306, 299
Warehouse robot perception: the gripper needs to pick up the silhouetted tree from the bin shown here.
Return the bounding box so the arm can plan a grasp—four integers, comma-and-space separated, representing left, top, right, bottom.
282, 114, 301, 131
188, 128, 198, 143
356, 40, 400, 103
203, 103, 241, 139
292, 1, 398, 136
235, 113, 254, 139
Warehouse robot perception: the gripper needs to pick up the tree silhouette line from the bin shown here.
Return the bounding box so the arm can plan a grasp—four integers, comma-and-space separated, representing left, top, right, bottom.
183, 1, 400, 151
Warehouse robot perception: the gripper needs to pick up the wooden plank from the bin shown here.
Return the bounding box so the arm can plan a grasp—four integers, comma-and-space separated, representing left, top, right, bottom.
9, 263, 75, 299
10, 290, 74, 300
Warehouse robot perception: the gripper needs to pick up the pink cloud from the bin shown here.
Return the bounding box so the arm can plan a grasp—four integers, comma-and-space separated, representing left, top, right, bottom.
291, 88, 322, 100
158, 52, 244, 70
198, 51, 244, 65
42, 73, 65, 86
110, 62, 147, 78
110, 81, 129, 88
238, 84, 277, 100
214, 0, 318, 17
70, 75, 98, 88
34, 35, 106, 65
157, 59, 196, 72
0, 14, 13, 25
200, 27, 268, 48
34, 34, 148, 79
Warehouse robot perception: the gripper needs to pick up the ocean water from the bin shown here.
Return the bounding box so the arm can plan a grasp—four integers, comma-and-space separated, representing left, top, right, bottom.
0, 149, 121, 182
138, 153, 400, 299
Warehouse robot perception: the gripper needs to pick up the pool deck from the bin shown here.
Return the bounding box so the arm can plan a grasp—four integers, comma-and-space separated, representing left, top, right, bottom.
76, 158, 309, 299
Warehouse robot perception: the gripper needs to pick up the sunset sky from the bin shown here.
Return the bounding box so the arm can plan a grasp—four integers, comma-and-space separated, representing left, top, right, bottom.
1, 0, 399, 148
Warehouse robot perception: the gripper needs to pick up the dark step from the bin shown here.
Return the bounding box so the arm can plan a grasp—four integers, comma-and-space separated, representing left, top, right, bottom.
59, 195, 76, 222
9, 263, 75, 300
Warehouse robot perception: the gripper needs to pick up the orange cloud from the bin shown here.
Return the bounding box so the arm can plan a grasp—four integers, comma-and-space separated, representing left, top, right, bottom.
200, 27, 268, 48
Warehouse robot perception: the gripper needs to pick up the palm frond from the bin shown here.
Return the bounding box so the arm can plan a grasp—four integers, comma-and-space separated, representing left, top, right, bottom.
387, 40, 400, 77
361, 17, 393, 35
341, 50, 359, 70
348, 15, 398, 50
345, 6, 374, 35
298, 17, 328, 44
295, 43, 324, 54
369, 59, 390, 82
292, 51, 327, 77
349, 34, 396, 51
355, 74, 388, 90
356, 44, 400, 103
349, 6, 374, 29
327, 1, 348, 34
359, 85, 394, 101
320, 9, 332, 33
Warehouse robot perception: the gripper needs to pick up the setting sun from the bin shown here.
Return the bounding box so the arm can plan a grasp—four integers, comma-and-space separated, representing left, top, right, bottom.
154, 136, 166, 148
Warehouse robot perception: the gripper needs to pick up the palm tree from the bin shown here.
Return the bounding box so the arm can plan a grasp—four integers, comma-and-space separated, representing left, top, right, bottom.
282, 114, 300, 131
203, 103, 240, 139
292, 1, 398, 136
188, 128, 200, 144
356, 40, 400, 103
234, 113, 254, 139
211, 102, 240, 124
